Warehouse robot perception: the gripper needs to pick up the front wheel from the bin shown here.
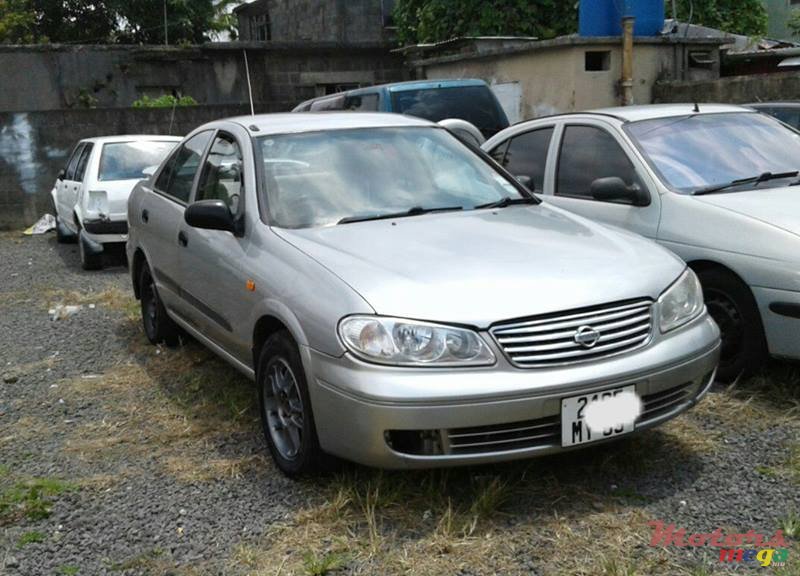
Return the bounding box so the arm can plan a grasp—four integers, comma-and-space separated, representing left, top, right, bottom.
697, 267, 767, 383
257, 331, 327, 477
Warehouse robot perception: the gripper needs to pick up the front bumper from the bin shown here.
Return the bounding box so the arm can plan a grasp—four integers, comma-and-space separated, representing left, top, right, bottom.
752, 286, 800, 360
304, 314, 720, 469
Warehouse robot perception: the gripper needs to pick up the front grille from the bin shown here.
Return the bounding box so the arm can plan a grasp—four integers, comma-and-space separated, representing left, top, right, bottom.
446, 415, 560, 454
491, 299, 653, 368
639, 381, 694, 422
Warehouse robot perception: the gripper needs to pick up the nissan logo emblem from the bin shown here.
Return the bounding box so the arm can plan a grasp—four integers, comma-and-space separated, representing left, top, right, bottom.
574, 326, 601, 348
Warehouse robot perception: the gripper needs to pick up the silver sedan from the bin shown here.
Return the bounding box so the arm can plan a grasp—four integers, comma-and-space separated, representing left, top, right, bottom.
127, 113, 720, 476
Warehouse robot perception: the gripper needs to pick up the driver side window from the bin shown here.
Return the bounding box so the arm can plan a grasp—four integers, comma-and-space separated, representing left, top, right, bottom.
556, 125, 643, 202
196, 133, 244, 214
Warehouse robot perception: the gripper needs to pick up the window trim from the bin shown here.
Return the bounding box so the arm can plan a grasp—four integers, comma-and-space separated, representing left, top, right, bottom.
554, 123, 651, 206
64, 143, 86, 181
497, 126, 556, 194
74, 143, 94, 183
192, 130, 246, 224
153, 130, 215, 206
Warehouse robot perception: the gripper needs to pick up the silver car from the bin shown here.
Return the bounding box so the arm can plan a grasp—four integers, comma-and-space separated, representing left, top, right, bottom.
127, 113, 720, 476
484, 104, 800, 383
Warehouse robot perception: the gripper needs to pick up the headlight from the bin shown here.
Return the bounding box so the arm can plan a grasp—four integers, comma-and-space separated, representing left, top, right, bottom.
338, 316, 496, 367
658, 269, 704, 333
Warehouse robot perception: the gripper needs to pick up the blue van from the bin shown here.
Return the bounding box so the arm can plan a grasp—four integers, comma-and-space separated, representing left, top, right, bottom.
292, 79, 510, 139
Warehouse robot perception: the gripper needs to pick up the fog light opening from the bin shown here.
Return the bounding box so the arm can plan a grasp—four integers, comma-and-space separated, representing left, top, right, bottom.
385, 430, 444, 456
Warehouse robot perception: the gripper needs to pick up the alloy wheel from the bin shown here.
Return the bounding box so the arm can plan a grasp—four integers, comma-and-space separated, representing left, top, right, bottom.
263, 358, 304, 461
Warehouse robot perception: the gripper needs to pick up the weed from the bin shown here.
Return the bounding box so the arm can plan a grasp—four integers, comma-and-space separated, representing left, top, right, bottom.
17, 530, 45, 547
0, 478, 76, 523
302, 551, 348, 576
780, 511, 800, 539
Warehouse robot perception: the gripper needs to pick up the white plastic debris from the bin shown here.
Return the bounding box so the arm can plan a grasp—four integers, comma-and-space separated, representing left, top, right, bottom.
49, 304, 82, 321
24, 214, 56, 235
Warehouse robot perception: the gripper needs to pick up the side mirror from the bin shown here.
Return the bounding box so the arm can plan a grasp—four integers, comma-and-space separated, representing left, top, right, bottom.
185, 200, 235, 233
57, 169, 66, 181
141, 165, 158, 178
590, 177, 649, 206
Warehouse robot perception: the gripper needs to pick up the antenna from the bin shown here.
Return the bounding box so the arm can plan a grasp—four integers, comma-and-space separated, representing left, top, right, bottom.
243, 49, 255, 117
693, 102, 700, 113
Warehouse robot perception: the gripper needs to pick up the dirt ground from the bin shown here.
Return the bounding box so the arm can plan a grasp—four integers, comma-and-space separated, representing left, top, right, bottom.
1, 231, 799, 576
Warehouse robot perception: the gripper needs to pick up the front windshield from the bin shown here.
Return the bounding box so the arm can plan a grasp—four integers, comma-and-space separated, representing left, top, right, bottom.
625, 112, 800, 193
98, 141, 177, 181
258, 127, 524, 229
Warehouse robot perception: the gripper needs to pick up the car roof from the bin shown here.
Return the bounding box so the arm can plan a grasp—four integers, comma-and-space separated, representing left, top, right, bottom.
79, 135, 183, 145
746, 101, 800, 108
225, 112, 435, 136
378, 78, 488, 93
588, 103, 755, 123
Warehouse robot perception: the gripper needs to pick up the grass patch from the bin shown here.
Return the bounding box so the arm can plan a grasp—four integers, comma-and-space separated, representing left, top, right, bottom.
0, 477, 77, 524
17, 530, 46, 546
58, 566, 79, 576
302, 551, 349, 575
780, 511, 800, 539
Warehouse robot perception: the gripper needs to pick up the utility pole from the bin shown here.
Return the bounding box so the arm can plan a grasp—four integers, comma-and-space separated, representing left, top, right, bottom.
163, 0, 169, 45
621, 15, 635, 106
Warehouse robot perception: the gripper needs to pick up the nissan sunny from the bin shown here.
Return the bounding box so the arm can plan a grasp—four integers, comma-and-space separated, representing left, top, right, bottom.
126, 113, 720, 476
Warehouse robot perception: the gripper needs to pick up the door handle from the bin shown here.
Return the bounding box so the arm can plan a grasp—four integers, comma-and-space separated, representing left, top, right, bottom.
141, 209, 149, 223
178, 230, 188, 247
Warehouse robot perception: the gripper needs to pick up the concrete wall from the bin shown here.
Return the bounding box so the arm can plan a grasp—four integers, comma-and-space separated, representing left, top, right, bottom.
237, 0, 395, 44
653, 70, 800, 104
0, 43, 405, 113
0, 105, 251, 229
416, 38, 722, 120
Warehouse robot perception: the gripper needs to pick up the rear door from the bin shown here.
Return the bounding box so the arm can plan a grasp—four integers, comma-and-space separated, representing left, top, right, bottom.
179, 130, 251, 361
137, 130, 213, 316
544, 121, 661, 239
57, 143, 85, 230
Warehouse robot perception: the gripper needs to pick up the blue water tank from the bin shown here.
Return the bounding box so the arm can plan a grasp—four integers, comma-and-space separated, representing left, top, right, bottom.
579, 0, 665, 37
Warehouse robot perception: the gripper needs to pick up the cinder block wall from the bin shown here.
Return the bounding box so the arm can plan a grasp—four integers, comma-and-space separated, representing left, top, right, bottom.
0, 105, 251, 229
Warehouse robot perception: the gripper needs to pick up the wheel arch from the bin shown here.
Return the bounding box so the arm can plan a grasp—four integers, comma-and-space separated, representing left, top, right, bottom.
252, 315, 296, 370
131, 248, 147, 300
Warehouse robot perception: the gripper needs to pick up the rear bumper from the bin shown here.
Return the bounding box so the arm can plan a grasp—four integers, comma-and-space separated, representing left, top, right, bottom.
304, 314, 720, 469
753, 286, 800, 360
83, 218, 128, 236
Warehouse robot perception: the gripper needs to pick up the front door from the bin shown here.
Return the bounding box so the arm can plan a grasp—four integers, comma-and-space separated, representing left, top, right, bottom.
179, 131, 250, 362
545, 123, 661, 239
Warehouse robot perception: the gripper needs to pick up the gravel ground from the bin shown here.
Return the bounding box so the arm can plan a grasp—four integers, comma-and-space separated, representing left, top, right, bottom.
0, 232, 798, 576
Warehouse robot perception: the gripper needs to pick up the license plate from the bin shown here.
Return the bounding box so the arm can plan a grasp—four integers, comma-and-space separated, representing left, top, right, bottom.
561, 385, 636, 447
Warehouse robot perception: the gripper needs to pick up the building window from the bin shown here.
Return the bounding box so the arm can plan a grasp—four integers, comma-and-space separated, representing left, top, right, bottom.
585, 50, 611, 71
250, 13, 271, 41
382, 0, 396, 27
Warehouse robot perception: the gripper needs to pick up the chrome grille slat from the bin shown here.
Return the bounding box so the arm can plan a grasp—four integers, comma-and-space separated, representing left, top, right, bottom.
504, 324, 651, 354
492, 299, 653, 368
495, 304, 651, 335
496, 312, 651, 344
448, 421, 559, 440
449, 430, 559, 450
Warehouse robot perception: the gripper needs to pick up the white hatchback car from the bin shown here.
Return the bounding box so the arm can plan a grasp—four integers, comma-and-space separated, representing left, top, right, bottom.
52, 135, 180, 269
483, 104, 800, 382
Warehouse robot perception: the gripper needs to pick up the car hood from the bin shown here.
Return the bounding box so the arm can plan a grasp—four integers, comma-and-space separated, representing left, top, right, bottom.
694, 187, 800, 237
275, 206, 685, 327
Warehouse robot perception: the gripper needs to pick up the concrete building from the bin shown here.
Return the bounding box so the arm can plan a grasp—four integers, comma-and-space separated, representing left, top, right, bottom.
762, 0, 800, 41
235, 0, 397, 44
405, 35, 728, 122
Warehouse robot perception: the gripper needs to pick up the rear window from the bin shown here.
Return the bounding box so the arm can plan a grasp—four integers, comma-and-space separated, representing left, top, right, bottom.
98, 141, 178, 181
391, 85, 509, 137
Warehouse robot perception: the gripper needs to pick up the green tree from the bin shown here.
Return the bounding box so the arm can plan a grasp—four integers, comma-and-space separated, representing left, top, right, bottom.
113, 0, 239, 44
31, 0, 116, 43
672, 0, 767, 37
0, 0, 35, 43
394, 0, 577, 45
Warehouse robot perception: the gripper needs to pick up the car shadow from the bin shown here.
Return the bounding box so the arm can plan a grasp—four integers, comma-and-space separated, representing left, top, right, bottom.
47, 233, 128, 272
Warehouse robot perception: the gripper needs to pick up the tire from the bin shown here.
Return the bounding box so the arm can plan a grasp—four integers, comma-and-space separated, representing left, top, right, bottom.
697, 267, 767, 383
78, 230, 103, 270
139, 263, 179, 346
257, 331, 327, 477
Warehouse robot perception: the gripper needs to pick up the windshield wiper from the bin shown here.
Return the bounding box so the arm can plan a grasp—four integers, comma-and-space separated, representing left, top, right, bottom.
474, 196, 539, 210
337, 206, 463, 225
693, 171, 799, 196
